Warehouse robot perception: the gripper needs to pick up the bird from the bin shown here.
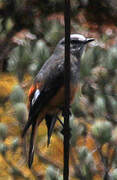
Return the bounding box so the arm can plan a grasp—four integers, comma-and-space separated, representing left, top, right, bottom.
22, 34, 94, 168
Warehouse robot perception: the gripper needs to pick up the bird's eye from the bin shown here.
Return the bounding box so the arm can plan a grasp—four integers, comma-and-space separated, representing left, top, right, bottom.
60, 39, 80, 45
60, 40, 65, 45
70, 39, 80, 44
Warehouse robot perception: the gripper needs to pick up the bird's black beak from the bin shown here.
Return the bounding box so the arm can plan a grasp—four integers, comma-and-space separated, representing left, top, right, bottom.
85, 38, 95, 44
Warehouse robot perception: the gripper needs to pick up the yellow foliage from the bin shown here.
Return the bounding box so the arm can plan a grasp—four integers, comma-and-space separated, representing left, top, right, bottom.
1, 115, 15, 124
21, 166, 35, 180
39, 134, 63, 166
77, 136, 85, 147
85, 135, 103, 170
1, 115, 20, 136
0, 107, 4, 116
85, 135, 96, 151
38, 121, 47, 138
32, 157, 47, 178
0, 154, 8, 169
5, 136, 16, 147
23, 74, 32, 83
0, 73, 18, 98
93, 151, 101, 165
93, 174, 103, 180
0, 155, 13, 180
102, 143, 109, 157
0, 174, 13, 180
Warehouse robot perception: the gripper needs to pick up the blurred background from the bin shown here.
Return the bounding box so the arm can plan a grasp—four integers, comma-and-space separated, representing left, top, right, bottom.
1, 0, 117, 179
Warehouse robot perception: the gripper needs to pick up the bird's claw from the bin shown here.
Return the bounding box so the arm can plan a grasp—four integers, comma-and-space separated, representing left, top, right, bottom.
62, 109, 72, 117
60, 127, 72, 139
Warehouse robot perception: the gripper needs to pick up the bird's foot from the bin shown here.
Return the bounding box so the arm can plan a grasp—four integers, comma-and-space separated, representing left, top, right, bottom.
62, 107, 72, 117
60, 127, 72, 139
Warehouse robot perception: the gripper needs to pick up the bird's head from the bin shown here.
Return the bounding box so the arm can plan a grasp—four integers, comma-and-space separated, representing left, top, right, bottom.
55, 34, 94, 59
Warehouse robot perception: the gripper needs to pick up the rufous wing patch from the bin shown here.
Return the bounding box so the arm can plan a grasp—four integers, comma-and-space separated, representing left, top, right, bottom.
28, 82, 43, 108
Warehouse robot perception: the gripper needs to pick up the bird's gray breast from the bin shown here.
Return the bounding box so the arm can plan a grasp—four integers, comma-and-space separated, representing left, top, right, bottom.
70, 56, 80, 84
35, 53, 80, 86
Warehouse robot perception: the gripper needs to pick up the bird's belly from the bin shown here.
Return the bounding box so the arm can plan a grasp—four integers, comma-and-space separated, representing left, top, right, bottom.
49, 83, 78, 109
37, 83, 78, 124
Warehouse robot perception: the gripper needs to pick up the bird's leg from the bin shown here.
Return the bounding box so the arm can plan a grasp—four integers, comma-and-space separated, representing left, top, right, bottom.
57, 115, 71, 139
62, 105, 72, 117
60, 126, 72, 139
56, 116, 64, 127
63, 106, 72, 139
56, 116, 64, 135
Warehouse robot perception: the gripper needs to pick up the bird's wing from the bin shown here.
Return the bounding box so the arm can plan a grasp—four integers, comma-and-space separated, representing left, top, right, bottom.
22, 54, 65, 168
22, 60, 64, 138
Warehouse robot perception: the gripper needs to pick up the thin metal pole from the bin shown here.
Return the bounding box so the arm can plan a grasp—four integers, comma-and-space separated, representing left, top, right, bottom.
64, 0, 71, 179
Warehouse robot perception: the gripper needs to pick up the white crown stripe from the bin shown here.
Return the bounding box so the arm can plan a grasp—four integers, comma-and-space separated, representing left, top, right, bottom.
70, 34, 86, 41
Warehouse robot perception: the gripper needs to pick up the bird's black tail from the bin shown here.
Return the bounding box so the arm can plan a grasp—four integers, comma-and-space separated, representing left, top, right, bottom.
45, 115, 57, 146
22, 112, 38, 168
28, 121, 37, 168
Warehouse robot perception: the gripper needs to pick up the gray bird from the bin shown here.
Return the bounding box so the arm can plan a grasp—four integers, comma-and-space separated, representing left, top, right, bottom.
22, 34, 94, 168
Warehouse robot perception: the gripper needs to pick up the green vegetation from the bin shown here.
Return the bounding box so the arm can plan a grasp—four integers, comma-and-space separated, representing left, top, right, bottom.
0, 0, 117, 179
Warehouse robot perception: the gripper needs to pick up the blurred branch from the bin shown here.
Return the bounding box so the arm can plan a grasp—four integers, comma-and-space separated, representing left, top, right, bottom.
30, 168, 44, 180
97, 145, 109, 179
2, 154, 28, 180
70, 148, 85, 180
35, 148, 63, 171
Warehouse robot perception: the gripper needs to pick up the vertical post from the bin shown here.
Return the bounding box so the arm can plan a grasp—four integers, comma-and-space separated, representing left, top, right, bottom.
64, 0, 71, 180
